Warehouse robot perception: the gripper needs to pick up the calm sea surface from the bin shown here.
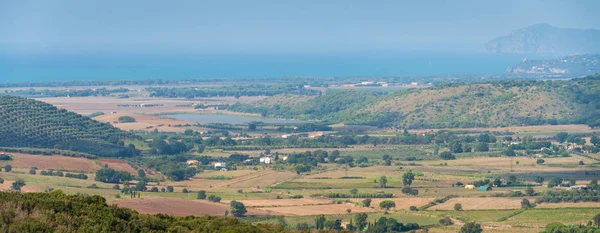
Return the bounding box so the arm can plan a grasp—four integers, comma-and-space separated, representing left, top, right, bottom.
0, 51, 555, 82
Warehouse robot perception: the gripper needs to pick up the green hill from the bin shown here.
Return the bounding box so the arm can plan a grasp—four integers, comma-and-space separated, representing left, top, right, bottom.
230, 74, 600, 129
0, 96, 140, 157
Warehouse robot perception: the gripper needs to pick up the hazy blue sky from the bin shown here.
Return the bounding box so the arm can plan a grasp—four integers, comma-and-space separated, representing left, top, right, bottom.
2, 0, 599, 53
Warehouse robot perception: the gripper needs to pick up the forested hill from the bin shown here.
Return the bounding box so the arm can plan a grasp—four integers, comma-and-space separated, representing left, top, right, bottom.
230, 73, 600, 129
0, 96, 139, 157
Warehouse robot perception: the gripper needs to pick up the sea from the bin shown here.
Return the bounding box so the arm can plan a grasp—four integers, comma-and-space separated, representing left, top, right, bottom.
0, 50, 556, 82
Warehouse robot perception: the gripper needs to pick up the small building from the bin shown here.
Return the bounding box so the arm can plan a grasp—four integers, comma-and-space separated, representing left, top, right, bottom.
281, 134, 291, 139
281, 156, 289, 161
260, 157, 272, 164
214, 162, 226, 168
477, 186, 492, 191
308, 132, 324, 138
464, 185, 476, 190
186, 160, 199, 165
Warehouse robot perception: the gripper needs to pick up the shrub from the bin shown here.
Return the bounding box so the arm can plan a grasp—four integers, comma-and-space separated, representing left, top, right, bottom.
197, 190, 207, 199
208, 195, 222, 203
362, 198, 372, 207
439, 217, 453, 226
410, 206, 418, 211
439, 152, 456, 160
454, 203, 463, 211
182, 188, 189, 193
150, 187, 159, 192
29, 169, 36, 175
167, 186, 174, 192
401, 187, 419, 196
118, 116, 136, 123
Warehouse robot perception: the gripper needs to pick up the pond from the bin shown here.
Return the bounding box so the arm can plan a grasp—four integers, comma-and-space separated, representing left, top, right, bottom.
164, 114, 309, 125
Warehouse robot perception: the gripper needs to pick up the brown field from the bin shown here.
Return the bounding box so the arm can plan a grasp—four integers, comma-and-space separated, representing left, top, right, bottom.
429, 197, 534, 210
0, 152, 100, 172
350, 198, 435, 210
99, 159, 137, 174
257, 203, 376, 216
94, 113, 193, 132
113, 198, 268, 216
536, 202, 600, 208
240, 198, 332, 207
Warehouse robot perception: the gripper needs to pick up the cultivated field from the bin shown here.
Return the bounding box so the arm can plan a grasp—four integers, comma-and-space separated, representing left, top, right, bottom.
429, 197, 535, 210
0, 152, 100, 172
113, 197, 269, 216
257, 203, 376, 216
240, 198, 332, 207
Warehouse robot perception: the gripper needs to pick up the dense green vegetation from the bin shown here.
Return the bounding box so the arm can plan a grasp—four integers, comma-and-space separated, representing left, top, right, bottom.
1, 88, 129, 98
230, 73, 600, 128
0, 191, 285, 232
147, 84, 319, 98
0, 96, 140, 157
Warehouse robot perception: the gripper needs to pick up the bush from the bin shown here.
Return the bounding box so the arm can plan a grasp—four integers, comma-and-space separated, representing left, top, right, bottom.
439, 217, 453, 226
0, 154, 12, 160
167, 186, 174, 192
439, 151, 456, 160
454, 203, 463, 211
410, 206, 418, 211
401, 187, 419, 196
182, 188, 189, 193
118, 116, 136, 123
208, 195, 222, 203
521, 198, 531, 208
460, 222, 482, 233
29, 169, 37, 175
150, 187, 159, 192
362, 198, 372, 207
197, 190, 207, 200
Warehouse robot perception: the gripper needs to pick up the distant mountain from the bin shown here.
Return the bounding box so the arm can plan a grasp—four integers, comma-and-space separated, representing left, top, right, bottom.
506, 54, 600, 76
485, 24, 600, 54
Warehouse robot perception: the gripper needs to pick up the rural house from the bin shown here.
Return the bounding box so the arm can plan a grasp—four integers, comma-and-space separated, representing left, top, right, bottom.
259, 157, 272, 164
214, 162, 227, 168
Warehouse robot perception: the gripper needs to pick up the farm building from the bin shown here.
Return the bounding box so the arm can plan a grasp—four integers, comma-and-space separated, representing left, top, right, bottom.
464, 185, 476, 189
259, 157, 272, 164
214, 162, 227, 168
186, 160, 199, 165
478, 186, 492, 191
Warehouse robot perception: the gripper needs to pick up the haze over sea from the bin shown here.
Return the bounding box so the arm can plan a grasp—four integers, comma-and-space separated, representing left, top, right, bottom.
0, 50, 554, 82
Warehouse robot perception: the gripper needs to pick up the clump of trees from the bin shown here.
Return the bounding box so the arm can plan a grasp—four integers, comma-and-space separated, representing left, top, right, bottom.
95, 167, 132, 183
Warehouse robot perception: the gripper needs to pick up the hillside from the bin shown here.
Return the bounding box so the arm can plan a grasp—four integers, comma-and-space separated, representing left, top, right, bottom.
0, 96, 139, 157
230, 74, 600, 129
506, 54, 600, 76
0, 191, 283, 232
485, 24, 600, 54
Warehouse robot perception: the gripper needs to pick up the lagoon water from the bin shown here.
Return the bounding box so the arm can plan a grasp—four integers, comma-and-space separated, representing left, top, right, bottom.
0, 50, 555, 82
165, 114, 308, 125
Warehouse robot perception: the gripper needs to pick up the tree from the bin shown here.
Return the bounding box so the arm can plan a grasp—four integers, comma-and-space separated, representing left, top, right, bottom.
379, 200, 396, 210
460, 222, 483, 233
521, 198, 531, 208
534, 176, 544, 185
508, 175, 517, 185
548, 177, 563, 188
167, 186, 174, 192
402, 170, 415, 187
229, 201, 247, 217
503, 148, 516, 157
248, 123, 257, 131
439, 217, 453, 226
525, 187, 535, 196
454, 203, 463, 211
591, 135, 600, 146
323, 219, 342, 230
4, 164, 12, 172
150, 187, 158, 192
137, 169, 146, 179
355, 213, 368, 231
350, 188, 358, 194
197, 190, 207, 199
315, 215, 326, 230
11, 180, 25, 191
118, 116, 136, 123
362, 198, 372, 207
536, 158, 545, 165
474, 142, 489, 152
439, 151, 456, 160
182, 188, 189, 193
478, 134, 491, 143
379, 176, 388, 188
556, 132, 569, 143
